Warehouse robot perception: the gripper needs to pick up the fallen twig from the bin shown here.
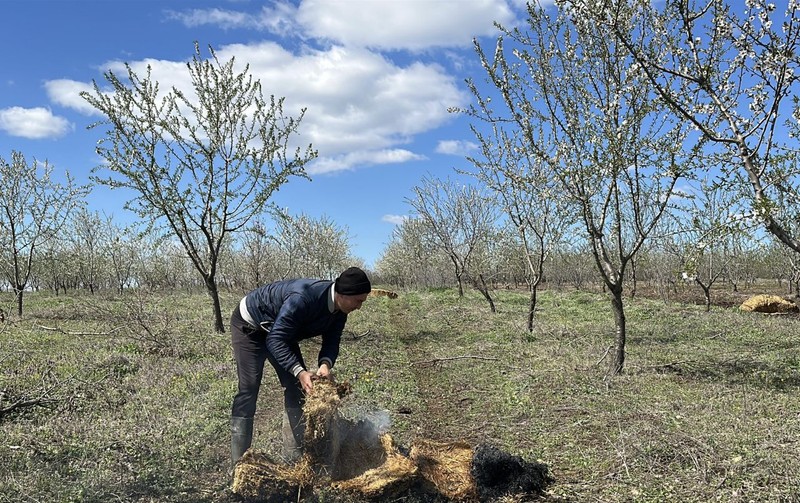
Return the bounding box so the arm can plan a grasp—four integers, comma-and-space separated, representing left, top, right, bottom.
36, 325, 124, 337
410, 355, 500, 366
594, 345, 613, 367
0, 396, 59, 416
0, 363, 106, 420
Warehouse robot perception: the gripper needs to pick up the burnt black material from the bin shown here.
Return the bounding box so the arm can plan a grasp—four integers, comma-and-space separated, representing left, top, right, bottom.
471, 443, 553, 501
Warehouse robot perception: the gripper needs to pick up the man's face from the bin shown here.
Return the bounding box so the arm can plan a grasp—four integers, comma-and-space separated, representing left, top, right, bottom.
338, 293, 369, 314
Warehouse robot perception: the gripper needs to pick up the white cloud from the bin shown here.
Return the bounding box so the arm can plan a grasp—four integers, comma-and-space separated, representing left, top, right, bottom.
51, 43, 465, 173
210, 44, 468, 156
382, 214, 408, 225
167, 7, 253, 29
44, 79, 98, 115
0, 107, 72, 139
296, 0, 516, 50
436, 139, 479, 156
308, 148, 425, 175
169, 0, 517, 50
167, 2, 300, 35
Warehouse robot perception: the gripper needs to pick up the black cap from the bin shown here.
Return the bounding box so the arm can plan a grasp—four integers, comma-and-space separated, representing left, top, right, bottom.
334, 267, 371, 296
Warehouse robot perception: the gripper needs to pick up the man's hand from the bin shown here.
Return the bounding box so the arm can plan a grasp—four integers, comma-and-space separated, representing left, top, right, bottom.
299, 365, 334, 393
298, 370, 315, 393
316, 363, 335, 382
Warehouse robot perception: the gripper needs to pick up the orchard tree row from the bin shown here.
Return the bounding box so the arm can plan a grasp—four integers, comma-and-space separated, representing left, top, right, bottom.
0, 178, 363, 310
3, 2, 800, 375
1, 178, 797, 311
384, 0, 800, 373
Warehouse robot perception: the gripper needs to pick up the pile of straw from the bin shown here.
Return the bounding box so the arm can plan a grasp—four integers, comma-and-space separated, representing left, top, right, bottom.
231, 450, 314, 501
331, 434, 418, 498
410, 439, 477, 500
232, 378, 552, 501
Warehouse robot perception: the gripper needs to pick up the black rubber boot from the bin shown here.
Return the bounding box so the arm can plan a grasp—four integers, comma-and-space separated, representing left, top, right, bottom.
230, 416, 253, 471
281, 407, 305, 463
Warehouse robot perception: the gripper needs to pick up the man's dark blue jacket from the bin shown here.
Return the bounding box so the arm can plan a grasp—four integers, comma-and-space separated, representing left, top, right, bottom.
242, 279, 347, 376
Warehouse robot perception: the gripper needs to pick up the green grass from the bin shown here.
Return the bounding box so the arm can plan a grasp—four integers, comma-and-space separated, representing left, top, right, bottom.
1, 286, 799, 502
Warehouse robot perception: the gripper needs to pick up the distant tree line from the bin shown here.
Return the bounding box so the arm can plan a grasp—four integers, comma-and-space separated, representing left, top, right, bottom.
376, 216, 800, 295
3, 194, 796, 303
0, 206, 363, 296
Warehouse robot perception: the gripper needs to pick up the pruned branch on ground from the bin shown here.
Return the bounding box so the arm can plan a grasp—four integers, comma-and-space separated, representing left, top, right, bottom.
0, 363, 84, 420
410, 355, 500, 366
0, 393, 59, 417
83, 292, 182, 355
37, 325, 124, 337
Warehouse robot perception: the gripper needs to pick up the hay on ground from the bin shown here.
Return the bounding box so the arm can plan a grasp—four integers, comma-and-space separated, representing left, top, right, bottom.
740, 294, 799, 313
331, 433, 418, 499
231, 449, 314, 501
410, 438, 477, 501
232, 379, 553, 501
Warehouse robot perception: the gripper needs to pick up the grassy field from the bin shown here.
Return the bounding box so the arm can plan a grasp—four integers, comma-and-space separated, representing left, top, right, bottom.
1, 284, 799, 502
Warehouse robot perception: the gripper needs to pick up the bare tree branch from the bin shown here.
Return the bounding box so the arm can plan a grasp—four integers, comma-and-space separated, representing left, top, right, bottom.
36, 325, 124, 337
410, 355, 500, 366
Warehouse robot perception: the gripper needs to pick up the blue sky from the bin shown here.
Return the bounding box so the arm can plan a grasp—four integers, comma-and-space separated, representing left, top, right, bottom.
0, 0, 532, 268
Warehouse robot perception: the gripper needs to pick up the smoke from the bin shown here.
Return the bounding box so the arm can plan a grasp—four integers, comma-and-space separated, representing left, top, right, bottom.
339, 404, 393, 437
324, 407, 395, 480
363, 409, 392, 434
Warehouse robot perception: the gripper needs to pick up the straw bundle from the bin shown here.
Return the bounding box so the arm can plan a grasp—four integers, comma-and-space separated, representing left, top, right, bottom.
303, 379, 352, 474
231, 450, 314, 501
331, 433, 418, 499
740, 294, 799, 313
410, 438, 478, 501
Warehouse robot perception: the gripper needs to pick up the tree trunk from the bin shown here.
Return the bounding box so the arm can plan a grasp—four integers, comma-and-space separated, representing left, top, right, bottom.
610, 286, 626, 375
474, 274, 496, 313
15, 289, 24, 317
204, 275, 225, 333
695, 279, 712, 312
455, 271, 464, 297
527, 285, 538, 333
